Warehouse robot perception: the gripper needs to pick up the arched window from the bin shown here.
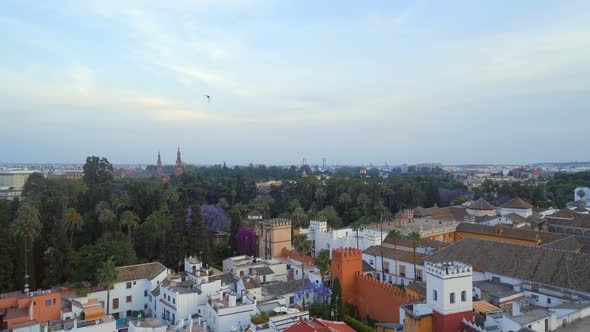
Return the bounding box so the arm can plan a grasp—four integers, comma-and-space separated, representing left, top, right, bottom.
450, 292, 456, 304
433, 290, 438, 301
461, 290, 467, 302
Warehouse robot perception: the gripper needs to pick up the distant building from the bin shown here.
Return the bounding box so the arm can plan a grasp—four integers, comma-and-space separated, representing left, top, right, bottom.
0, 169, 37, 200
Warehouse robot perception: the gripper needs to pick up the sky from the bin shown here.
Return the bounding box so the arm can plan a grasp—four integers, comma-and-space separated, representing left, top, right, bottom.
1, 0, 589, 166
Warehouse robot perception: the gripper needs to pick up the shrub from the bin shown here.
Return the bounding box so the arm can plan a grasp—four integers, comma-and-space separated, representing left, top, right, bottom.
343, 315, 375, 332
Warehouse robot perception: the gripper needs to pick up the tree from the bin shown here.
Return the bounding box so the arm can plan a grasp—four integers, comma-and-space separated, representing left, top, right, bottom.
577, 189, 586, 202
64, 208, 83, 245
330, 278, 343, 321
315, 188, 327, 210
97, 257, 118, 315
289, 199, 302, 212
314, 249, 332, 302
408, 232, 421, 282
351, 221, 364, 249
111, 193, 130, 221
82, 156, 113, 207
356, 193, 370, 216
162, 190, 179, 211
200, 204, 230, 234
145, 210, 170, 258
217, 197, 230, 210
11, 203, 42, 290
235, 227, 257, 256
96, 202, 115, 239
292, 207, 307, 228
318, 206, 342, 229
337, 193, 352, 210
120, 211, 140, 241
388, 230, 401, 284
292, 234, 312, 310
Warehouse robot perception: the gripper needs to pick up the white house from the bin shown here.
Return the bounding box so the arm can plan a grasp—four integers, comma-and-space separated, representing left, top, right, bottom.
204, 291, 256, 332
300, 220, 385, 257
223, 256, 287, 282
86, 262, 168, 319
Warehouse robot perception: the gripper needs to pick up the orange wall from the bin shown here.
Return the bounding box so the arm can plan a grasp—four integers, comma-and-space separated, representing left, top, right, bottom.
331, 247, 414, 324
403, 313, 432, 332
355, 275, 412, 323
454, 232, 537, 246
1, 293, 61, 328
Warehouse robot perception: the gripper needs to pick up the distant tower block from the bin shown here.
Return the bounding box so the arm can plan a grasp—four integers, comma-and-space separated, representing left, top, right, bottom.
425, 261, 473, 332
175, 146, 183, 175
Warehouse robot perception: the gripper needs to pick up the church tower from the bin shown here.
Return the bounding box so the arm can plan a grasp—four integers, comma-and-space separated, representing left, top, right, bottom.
175, 147, 183, 175
156, 151, 163, 175
425, 261, 473, 332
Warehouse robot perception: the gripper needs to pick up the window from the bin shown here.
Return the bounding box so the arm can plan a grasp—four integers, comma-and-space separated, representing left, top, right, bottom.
370, 259, 374, 265
240, 271, 244, 277
144, 290, 148, 297
461, 291, 467, 302
133, 281, 136, 285
416, 269, 423, 281
376, 273, 380, 281
126, 282, 132, 289
45, 299, 52, 306
53, 299, 56, 304
388, 275, 393, 284
172, 298, 175, 304
547, 298, 552, 304
433, 290, 438, 301
383, 261, 390, 273
399, 265, 406, 277
450, 292, 456, 304
126, 295, 132, 303
289, 296, 294, 304
126, 310, 132, 317
144, 304, 148, 310
113, 298, 119, 309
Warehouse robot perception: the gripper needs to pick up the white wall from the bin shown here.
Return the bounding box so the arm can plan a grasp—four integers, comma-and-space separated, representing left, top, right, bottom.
499, 207, 532, 218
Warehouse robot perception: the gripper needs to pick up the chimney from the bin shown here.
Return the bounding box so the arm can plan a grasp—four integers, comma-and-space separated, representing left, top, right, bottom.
228, 292, 237, 307
495, 226, 504, 235
512, 301, 522, 316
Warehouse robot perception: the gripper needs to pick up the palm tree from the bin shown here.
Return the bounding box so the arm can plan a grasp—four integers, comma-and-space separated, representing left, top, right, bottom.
351, 221, 364, 249
162, 190, 179, 211
64, 208, 83, 245
97, 257, 118, 315
217, 198, 230, 210
289, 199, 302, 212
577, 189, 586, 202
315, 188, 327, 210
11, 203, 42, 291
96, 201, 115, 239
111, 193, 129, 221
292, 234, 312, 310
356, 193, 369, 216
292, 207, 307, 228
337, 193, 352, 211
408, 231, 421, 282
388, 229, 401, 284
146, 210, 170, 258
120, 211, 140, 241
314, 249, 332, 303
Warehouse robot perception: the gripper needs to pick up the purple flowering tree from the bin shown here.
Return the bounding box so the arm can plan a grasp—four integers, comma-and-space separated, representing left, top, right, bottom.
295, 283, 332, 305
235, 227, 257, 256
200, 204, 230, 234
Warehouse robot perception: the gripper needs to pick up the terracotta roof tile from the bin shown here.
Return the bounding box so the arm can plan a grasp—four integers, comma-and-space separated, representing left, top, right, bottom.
500, 197, 533, 210
116, 262, 167, 283
467, 198, 496, 210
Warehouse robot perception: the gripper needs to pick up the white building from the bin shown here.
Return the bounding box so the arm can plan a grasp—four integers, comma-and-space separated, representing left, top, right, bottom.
86, 262, 168, 319
499, 197, 533, 218
300, 220, 385, 257
223, 256, 287, 282
204, 291, 256, 332
0, 169, 38, 200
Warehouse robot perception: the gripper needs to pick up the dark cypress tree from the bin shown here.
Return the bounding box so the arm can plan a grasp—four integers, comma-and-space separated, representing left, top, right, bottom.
330, 277, 343, 321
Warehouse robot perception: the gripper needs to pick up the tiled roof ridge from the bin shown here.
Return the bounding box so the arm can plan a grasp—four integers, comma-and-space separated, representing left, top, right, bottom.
117, 261, 166, 269
443, 237, 588, 255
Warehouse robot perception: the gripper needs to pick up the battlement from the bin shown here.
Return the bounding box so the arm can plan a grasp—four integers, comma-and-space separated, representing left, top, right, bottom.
425, 261, 472, 278
332, 247, 362, 259
263, 218, 292, 227
355, 272, 412, 299
309, 220, 328, 232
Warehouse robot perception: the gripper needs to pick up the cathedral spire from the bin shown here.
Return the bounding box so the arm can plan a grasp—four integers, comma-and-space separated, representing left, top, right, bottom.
175, 146, 183, 175
156, 151, 163, 175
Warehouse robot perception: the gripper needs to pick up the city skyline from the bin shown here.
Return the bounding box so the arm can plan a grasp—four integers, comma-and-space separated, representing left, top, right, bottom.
2, 0, 590, 165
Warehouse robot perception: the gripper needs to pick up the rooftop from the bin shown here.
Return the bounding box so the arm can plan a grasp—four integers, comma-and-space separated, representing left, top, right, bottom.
364, 245, 427, 265
455, 222, 566, 244
473, 280, 521, 299
468, 198, 496, 210
263, 279, 311, 297
500, 197, 533, 210
426, 238, 590, 292
115, 262, 167, 283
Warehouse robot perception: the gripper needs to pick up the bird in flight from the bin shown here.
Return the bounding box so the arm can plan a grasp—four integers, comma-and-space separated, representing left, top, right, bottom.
203, 94, 211, 103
